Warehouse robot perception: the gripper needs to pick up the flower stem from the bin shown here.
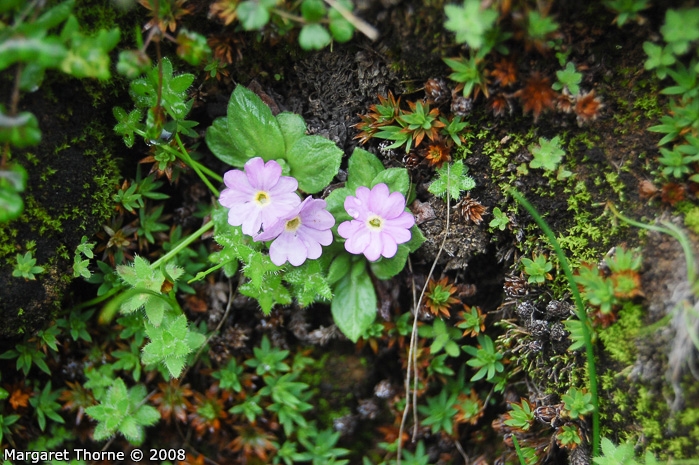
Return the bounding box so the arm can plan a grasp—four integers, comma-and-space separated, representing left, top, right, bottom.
151, 220, 214, 270
508, 188, 600, 458
172, 135, 221, 196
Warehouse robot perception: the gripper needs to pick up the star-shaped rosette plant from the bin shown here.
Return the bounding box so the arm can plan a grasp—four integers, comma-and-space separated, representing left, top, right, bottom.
338, 183, 415, 261
218, 157, 301, 236
254, 197, 335, 266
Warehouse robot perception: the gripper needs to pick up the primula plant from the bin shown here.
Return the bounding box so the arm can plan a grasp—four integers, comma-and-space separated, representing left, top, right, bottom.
204, 85, 424, 341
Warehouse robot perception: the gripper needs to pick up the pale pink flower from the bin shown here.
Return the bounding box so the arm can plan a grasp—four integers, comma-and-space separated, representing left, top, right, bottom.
255, 197, 335, 266
219, 157, 300, 236
337, 183, 415, 261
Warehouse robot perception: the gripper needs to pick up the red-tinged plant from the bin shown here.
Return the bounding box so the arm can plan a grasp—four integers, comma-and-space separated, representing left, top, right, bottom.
424, 277, 460, 317
575, 90, 604, 125
189, 385, 229, 439
230, 423, 277, 462
209, 0, 239, 25
457, 305, 486, 337
354, 91, 403, 144
139, 0, 192, 33
398, 100, 446, 149
490, 58, 518, 87
661, 182, 686, 205
516, 72, 558, 121
423, 140, 452, 168
59, 381, 94, 426
489, 93, 513, 117
151, 381, 193, 424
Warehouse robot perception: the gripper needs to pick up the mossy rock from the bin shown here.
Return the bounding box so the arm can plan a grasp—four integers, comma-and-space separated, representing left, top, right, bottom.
0, 77, 120, 340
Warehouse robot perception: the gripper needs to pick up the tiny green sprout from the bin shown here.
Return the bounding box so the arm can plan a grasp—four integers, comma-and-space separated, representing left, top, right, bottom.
489, 207, 509, 231
428, 159, 476, 202
418, 318, 462, 357
643, 42, 677, 79
463, 334, 504, 381
557, 424, 583, 449
553, 62, 582, 95
418, 389, 459, 435
504, 399, 535, 431
526, 11, 559, 43
603, 0, 650, 27
521, 254, 553, 284
443, 0, 498, 50
658, 147, 699, 178
12, 251, 45, 280
529, 136, 565, 171
562, 387, 594, 420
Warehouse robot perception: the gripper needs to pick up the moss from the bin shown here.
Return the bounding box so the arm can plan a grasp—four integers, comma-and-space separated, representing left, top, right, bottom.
683, 206, 699, 235
598, 302, 643, 365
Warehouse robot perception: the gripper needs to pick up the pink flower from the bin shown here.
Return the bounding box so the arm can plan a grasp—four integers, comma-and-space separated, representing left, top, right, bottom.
337, 183, 415, 261
219, 157, 301, 236
254, 197, 335, 266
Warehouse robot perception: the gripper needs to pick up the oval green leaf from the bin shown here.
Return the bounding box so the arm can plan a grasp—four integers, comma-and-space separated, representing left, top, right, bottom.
331, 259, 376, 342
226, 85, 285, 163
287, 135, 342, 193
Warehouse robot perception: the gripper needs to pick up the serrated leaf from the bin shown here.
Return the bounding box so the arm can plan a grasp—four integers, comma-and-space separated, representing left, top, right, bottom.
371, 167, 410, 197
227, 85, 286, 163
347, 147, 386, 190
287, 135, 342, 193
239, 274, 292, 314
276, 112, 307, 152
206, 117, 247, 167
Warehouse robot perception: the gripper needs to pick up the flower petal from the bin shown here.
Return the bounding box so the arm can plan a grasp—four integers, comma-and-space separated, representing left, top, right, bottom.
379, 231, 398, 258
368, 183, 390, 214
362, 232, 383, 261
342, 223, 372, 255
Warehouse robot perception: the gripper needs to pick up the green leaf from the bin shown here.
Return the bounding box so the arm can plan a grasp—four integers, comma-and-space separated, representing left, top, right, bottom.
287, 135, 342, 193
405, 224, 425, 252
34, 0, 74, 30
237, 0, 272, 30
299, 23, 332, 51
331, 259, 377, 342
226, 85, 285, 163
327, 252, 351, 285
444, 0, 498, 50
240, 273, 292, 314
347, 147, 386, 190
371, 167, 410, 197
301, 0, 326, 22
370, 245, 409, 279
206, 117, 247, 167
0, 111, 42, 147
329, 16, 354, 43
325, 187, 352, 225
0, 37, 67, 72
277, 112, 307, 152
428, 160, 476, 201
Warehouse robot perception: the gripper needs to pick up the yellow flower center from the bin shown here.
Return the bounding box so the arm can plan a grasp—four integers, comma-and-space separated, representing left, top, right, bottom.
285, 216, 302, 232
254, 191, 270, 205
367, 215, 383, 230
